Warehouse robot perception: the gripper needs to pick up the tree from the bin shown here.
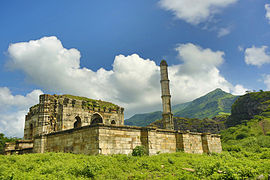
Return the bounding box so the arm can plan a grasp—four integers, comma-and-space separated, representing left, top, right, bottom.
0, 133, 20, 154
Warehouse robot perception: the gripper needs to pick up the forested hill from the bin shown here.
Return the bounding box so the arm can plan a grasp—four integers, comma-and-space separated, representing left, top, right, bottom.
125, 88, 238, 127
151, 91, 270, 134
226, 91, 270, 127
174, 88, 238, 118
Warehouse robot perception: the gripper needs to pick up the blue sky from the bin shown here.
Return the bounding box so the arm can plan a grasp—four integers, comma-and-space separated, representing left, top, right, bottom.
1, 0, 270, 137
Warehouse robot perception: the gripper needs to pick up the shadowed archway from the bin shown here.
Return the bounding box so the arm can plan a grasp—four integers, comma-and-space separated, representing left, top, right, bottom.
74, 116, 82, 128
91, 113, 103, 125
111, 120, 116, 124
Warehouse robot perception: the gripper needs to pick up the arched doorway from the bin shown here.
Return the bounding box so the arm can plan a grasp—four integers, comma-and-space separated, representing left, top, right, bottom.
74, 116, 82, 128
91, 113, 103, 125
29, 124, 33, 139
111, 120, 116, 124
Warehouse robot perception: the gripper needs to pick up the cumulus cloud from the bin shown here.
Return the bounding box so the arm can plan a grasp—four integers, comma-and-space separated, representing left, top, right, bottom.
5, 36, 246, 137
265, 4, 270, 23
217, 27, 231, 38
244, 45, 270, 67
231, 84, 248, 95
264, 74, 270, 90
0, 87, 43, 137
159, 0, 238, 25
7, 37, 161, 115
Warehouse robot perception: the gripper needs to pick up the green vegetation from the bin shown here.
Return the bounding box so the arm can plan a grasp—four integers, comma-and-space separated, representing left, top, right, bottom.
0, 133, 20, 155
221, 116, 270, 152
62, 94, 119, 110
174, 88, 238, 119
227, 91, 270, 127
172, 101, 191, 114
132, 146, 147, 156
125, 88, 238, 127
0, 151, 269, 179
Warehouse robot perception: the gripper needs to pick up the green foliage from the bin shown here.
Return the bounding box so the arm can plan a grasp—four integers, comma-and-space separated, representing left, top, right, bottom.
0, 133, 20, 155
62, 94, 119, 110
132, 146, 147, 156
260, 151, 270, 159
221, 106, 270, 155
174, 88, 238, 119
222, 145, 242, 152
0, 151, 270, 179
228, 91, 270, 127
236, 133, 248, 140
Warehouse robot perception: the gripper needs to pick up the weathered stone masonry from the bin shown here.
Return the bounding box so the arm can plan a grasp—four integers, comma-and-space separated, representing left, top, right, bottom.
24, 94, 124, 140
33, 124, 221, 155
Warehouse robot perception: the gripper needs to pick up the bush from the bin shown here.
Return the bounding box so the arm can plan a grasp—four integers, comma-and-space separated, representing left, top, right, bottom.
257, 136, 270, 148
132, 146, 147, 156
236, 133, 248, 140
260, 151, 270, 159
223, 145, 241, 152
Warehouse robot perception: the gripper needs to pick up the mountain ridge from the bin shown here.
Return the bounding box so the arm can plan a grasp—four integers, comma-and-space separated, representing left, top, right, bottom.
125, 88, 238, 127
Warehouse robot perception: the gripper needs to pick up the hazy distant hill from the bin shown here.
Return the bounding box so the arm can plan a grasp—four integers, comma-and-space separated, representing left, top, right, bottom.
125, 88, 238, 127
124, 111, 162, 127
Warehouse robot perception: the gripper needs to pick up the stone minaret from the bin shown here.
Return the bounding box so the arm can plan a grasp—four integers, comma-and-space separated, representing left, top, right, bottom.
160, 60, 174, 130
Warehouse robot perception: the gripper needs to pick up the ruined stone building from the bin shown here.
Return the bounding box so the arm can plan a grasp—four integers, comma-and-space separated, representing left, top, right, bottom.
5, 60, 222, 155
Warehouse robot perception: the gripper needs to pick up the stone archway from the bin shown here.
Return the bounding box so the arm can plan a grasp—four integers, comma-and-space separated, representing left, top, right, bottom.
74, 116, 82, 128
91, 113, 103, 125
111, 120, 116, 124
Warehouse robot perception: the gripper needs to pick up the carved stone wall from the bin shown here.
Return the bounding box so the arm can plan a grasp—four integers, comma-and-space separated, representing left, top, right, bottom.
24, 94, 124, 140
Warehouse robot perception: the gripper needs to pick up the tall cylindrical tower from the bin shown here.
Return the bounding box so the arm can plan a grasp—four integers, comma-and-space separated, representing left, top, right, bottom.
160, 60, 174, 130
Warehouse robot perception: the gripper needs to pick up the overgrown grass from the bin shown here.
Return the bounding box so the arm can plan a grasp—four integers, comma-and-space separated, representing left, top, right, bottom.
62, 94, 119, 110
0, 151, 270, 179
221, 116, 270, 152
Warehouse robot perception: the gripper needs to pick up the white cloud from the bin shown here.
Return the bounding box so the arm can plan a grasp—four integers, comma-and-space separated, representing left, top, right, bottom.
265, 4, 270, 23
5, 37, 246, 137
231, 84, 248, 95
238, 45, 244, 52
217, 27, 231, 38
159, 0, 238, 25
244, 45, 270, 67
171, 43, 233, 101
264, 74, 270, 90
0, 88, 43, 137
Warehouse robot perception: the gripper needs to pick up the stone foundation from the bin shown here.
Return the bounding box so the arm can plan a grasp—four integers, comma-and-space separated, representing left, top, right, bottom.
31, 124, 221, 155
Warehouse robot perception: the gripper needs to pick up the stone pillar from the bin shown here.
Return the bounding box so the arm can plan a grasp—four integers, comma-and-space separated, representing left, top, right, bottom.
160, 60, 174, 130
33, 135, 47, 153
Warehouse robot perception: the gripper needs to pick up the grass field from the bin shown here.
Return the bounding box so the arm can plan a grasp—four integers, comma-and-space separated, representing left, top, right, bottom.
0, 150, 270, 180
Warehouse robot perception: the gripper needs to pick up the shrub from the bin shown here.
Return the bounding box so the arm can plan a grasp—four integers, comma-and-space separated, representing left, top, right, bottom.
132, 146, 147, 156
260, 151, 270, 159
257, 136, 270, 148
222, 145, 241, 152
236, 133, 248, 140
